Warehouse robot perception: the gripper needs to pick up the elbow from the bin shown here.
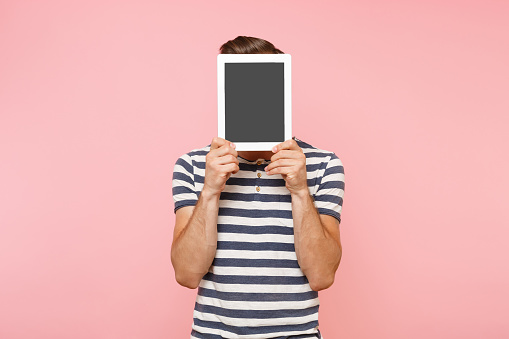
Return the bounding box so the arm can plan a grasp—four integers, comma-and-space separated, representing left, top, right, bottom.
171, 249, 202, 289
171, 254, 203, 289
309, 274, 335, 292
307, 253, 341, 291
174, 270, 201, 289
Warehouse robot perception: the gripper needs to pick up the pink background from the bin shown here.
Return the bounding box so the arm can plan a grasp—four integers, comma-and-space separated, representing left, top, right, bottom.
1, 1, 508, 338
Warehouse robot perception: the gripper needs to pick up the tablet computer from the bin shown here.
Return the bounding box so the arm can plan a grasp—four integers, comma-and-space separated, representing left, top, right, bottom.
217, 53, 292, 151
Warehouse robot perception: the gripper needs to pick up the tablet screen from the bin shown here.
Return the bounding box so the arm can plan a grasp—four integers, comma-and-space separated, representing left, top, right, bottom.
225, 62, 285, 142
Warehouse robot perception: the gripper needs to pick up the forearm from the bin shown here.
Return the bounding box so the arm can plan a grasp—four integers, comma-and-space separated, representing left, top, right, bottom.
291, 191, 342, 291
171, 188, 220, 288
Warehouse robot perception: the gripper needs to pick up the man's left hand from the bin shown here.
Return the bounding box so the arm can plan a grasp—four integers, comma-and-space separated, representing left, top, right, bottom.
265, 138, 308, 195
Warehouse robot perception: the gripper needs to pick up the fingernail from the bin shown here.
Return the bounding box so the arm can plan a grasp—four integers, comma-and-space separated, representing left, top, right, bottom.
272, 146, 277, 152
231, 143, 236, 149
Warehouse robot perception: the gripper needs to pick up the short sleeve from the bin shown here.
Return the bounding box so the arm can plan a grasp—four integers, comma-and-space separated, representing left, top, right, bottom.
314, 153, 345, 224
172, 153, 198, 213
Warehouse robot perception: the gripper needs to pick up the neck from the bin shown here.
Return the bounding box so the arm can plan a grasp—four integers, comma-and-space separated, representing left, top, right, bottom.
237, 150, 274, 161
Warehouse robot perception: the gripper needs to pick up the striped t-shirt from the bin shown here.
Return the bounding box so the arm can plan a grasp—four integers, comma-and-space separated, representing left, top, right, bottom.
172, 136, 345, 339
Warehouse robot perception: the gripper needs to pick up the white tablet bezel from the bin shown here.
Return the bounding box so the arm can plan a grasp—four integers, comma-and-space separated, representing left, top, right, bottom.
217, 53, 292, 151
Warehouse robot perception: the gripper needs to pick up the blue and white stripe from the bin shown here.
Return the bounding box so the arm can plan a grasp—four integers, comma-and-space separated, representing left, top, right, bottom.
172, 136, 345, 339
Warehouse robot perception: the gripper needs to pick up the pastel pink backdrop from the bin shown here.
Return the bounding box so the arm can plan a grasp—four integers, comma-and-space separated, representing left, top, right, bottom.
1, 1, 507, 338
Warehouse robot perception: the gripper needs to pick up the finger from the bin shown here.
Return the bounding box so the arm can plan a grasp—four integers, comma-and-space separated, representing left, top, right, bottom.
265, 158, 296, 172
272, 138, 300, 153
266, 165, 292, 176
210, 137, 235, 150
220, 162, 239, 174
215, 153, 239, 165
210, 137, 226, 150
270, 149, 304, 163
209, 142, 237, 159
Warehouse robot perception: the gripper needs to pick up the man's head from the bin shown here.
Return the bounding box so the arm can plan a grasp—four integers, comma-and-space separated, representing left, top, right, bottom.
219, 36, 285, 161
219, 36, 284, 54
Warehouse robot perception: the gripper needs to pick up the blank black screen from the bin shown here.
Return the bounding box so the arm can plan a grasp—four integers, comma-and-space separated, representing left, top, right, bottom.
224, 62, 285, 142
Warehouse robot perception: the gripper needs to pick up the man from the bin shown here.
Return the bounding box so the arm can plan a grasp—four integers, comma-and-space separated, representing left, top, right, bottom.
171, 135, 345, 339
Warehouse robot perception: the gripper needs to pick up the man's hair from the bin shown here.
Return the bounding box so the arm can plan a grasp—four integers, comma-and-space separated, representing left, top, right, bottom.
219, 36, 284, 54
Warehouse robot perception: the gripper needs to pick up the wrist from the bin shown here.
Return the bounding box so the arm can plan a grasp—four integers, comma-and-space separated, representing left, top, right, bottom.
290, 188, 311, 200
200, 186, 222, 201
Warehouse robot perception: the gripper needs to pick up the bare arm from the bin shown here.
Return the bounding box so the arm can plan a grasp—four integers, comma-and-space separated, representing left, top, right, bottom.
171, 188, 221, 289
171, 137, 239, 289
291, 191, 342, 291
264, 139, 343, 292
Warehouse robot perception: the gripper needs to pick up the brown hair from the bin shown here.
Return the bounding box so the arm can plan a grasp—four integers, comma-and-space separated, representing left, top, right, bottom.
219, 36, 284, 54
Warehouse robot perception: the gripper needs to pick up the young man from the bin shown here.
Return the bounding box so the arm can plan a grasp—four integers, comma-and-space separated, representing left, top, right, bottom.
171, 135, 345, 339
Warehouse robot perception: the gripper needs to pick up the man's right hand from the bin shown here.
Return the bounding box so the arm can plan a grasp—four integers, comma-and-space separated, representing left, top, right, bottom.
203, 137, 239, 196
